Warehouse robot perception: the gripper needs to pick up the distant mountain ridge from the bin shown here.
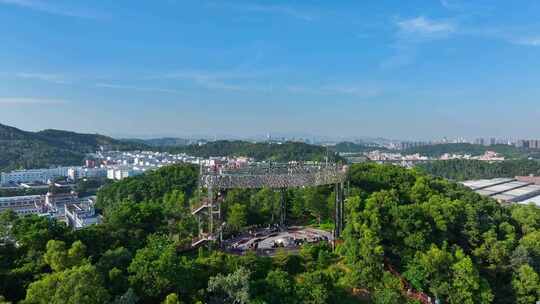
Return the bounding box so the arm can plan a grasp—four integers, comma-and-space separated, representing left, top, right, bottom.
0, 123, 146, 172
329, 141, 387, 153
122, 137, 194, 147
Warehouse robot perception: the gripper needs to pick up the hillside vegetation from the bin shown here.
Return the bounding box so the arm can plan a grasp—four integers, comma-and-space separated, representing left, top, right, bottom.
329, 142, 386, 153
0, 123, 146, 172
170, 140, 342, 162
1, 163, 539, 303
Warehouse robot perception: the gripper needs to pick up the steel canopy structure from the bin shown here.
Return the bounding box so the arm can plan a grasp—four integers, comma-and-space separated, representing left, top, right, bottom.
200, 163, 347, 189
192, 163, 348, 247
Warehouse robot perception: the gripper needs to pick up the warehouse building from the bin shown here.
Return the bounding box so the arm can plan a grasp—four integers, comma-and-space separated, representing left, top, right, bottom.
461, 178, 540, 207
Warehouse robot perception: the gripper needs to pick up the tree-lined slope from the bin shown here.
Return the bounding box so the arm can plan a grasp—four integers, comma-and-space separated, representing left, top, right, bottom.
1, 163, 539, 303
171, 140, 341, 162
0, 123, 146, 172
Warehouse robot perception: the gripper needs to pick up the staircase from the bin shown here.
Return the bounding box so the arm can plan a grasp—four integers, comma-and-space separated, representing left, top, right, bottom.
191, 233, 217, 247
191, 197, 223, 215
191, 199, 211, 215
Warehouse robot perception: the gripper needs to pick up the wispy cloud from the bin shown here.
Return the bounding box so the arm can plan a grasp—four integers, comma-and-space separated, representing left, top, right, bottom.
0, 97, 68, 105
95, 83, 183, 94
439, 0, 494, 14
465, 26, 540, 48
156, 70, 270, 92
15, 72, 69, 84
156, 69, 379, 96
382, 16, 456, 69
397, 16, 455, 36
512, 36, 540, 47
0, 0, 103, 19
440, 0, 459, 10
206, 2, 314, 21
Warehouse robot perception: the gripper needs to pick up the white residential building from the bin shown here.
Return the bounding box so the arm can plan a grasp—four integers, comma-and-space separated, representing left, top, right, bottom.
107, 167, 144, 180
1, 167, 71, 185
64, 198, 101, 229
67, 167, 107, 180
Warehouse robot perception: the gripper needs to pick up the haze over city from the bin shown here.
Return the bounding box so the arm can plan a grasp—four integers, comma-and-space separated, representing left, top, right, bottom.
2, 0, 540, 139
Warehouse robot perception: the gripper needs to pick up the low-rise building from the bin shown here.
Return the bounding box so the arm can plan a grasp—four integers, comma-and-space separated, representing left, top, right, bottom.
0, 195, 46, 216
68, 167, 107, 180
1, 167, 71, 185
0, 191, 102, 229
64, 198, 101, 229
107, 167, 144, 180
515, 175, 540, 185
461, 178, 540, 207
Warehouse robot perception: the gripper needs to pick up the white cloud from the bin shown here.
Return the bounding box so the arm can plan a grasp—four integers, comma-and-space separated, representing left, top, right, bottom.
513, 36, 540, 47
15, 72, 68, 84
95, 83, 183, 94
382, 16, 456, 69
0, 0, 103, 19
397, 16, 455, 35
440, 0, 458, 10
0, 97, 68, 105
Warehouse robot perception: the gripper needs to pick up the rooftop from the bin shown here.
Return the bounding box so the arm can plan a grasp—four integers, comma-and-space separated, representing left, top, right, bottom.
462, 177, 540, 205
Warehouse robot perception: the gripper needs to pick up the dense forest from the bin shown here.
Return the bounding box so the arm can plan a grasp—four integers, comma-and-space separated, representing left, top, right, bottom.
169, 140, 342, 163
417, 159, 540, 180
403, 143, 534, 159
0, 124, 146, 172
1, 163, 539, 303
329, 142, 386, 154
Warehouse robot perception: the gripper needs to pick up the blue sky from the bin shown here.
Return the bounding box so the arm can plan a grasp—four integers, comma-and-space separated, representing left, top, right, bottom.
1, 0, 540, 140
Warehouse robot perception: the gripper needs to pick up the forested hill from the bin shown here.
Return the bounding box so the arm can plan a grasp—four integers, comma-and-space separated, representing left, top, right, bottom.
417, 159, 540, 180
329, 141, 386, 153
170, 140, 341, 162
3, 163, 540, 303
0, 123, 146, 172
403, 143, 529, 158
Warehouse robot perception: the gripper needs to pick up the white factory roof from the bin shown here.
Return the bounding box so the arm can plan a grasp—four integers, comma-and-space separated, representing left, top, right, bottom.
476, 189, 499, 196
463, 177, 540, 206
481, 181, 531, 194
500, 185, 540, 197
461, 178, 515, 190
515, 196, 540, 207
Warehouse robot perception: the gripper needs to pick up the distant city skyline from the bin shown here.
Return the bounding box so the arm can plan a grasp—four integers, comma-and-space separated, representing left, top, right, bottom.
2, 1, 540, 138
4, 121, 540, 145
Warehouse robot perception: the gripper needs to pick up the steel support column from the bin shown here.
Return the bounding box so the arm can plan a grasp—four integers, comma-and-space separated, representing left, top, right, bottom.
208, 184, 213, 237
279, 188, 286, 227
334, 182, 345, 239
